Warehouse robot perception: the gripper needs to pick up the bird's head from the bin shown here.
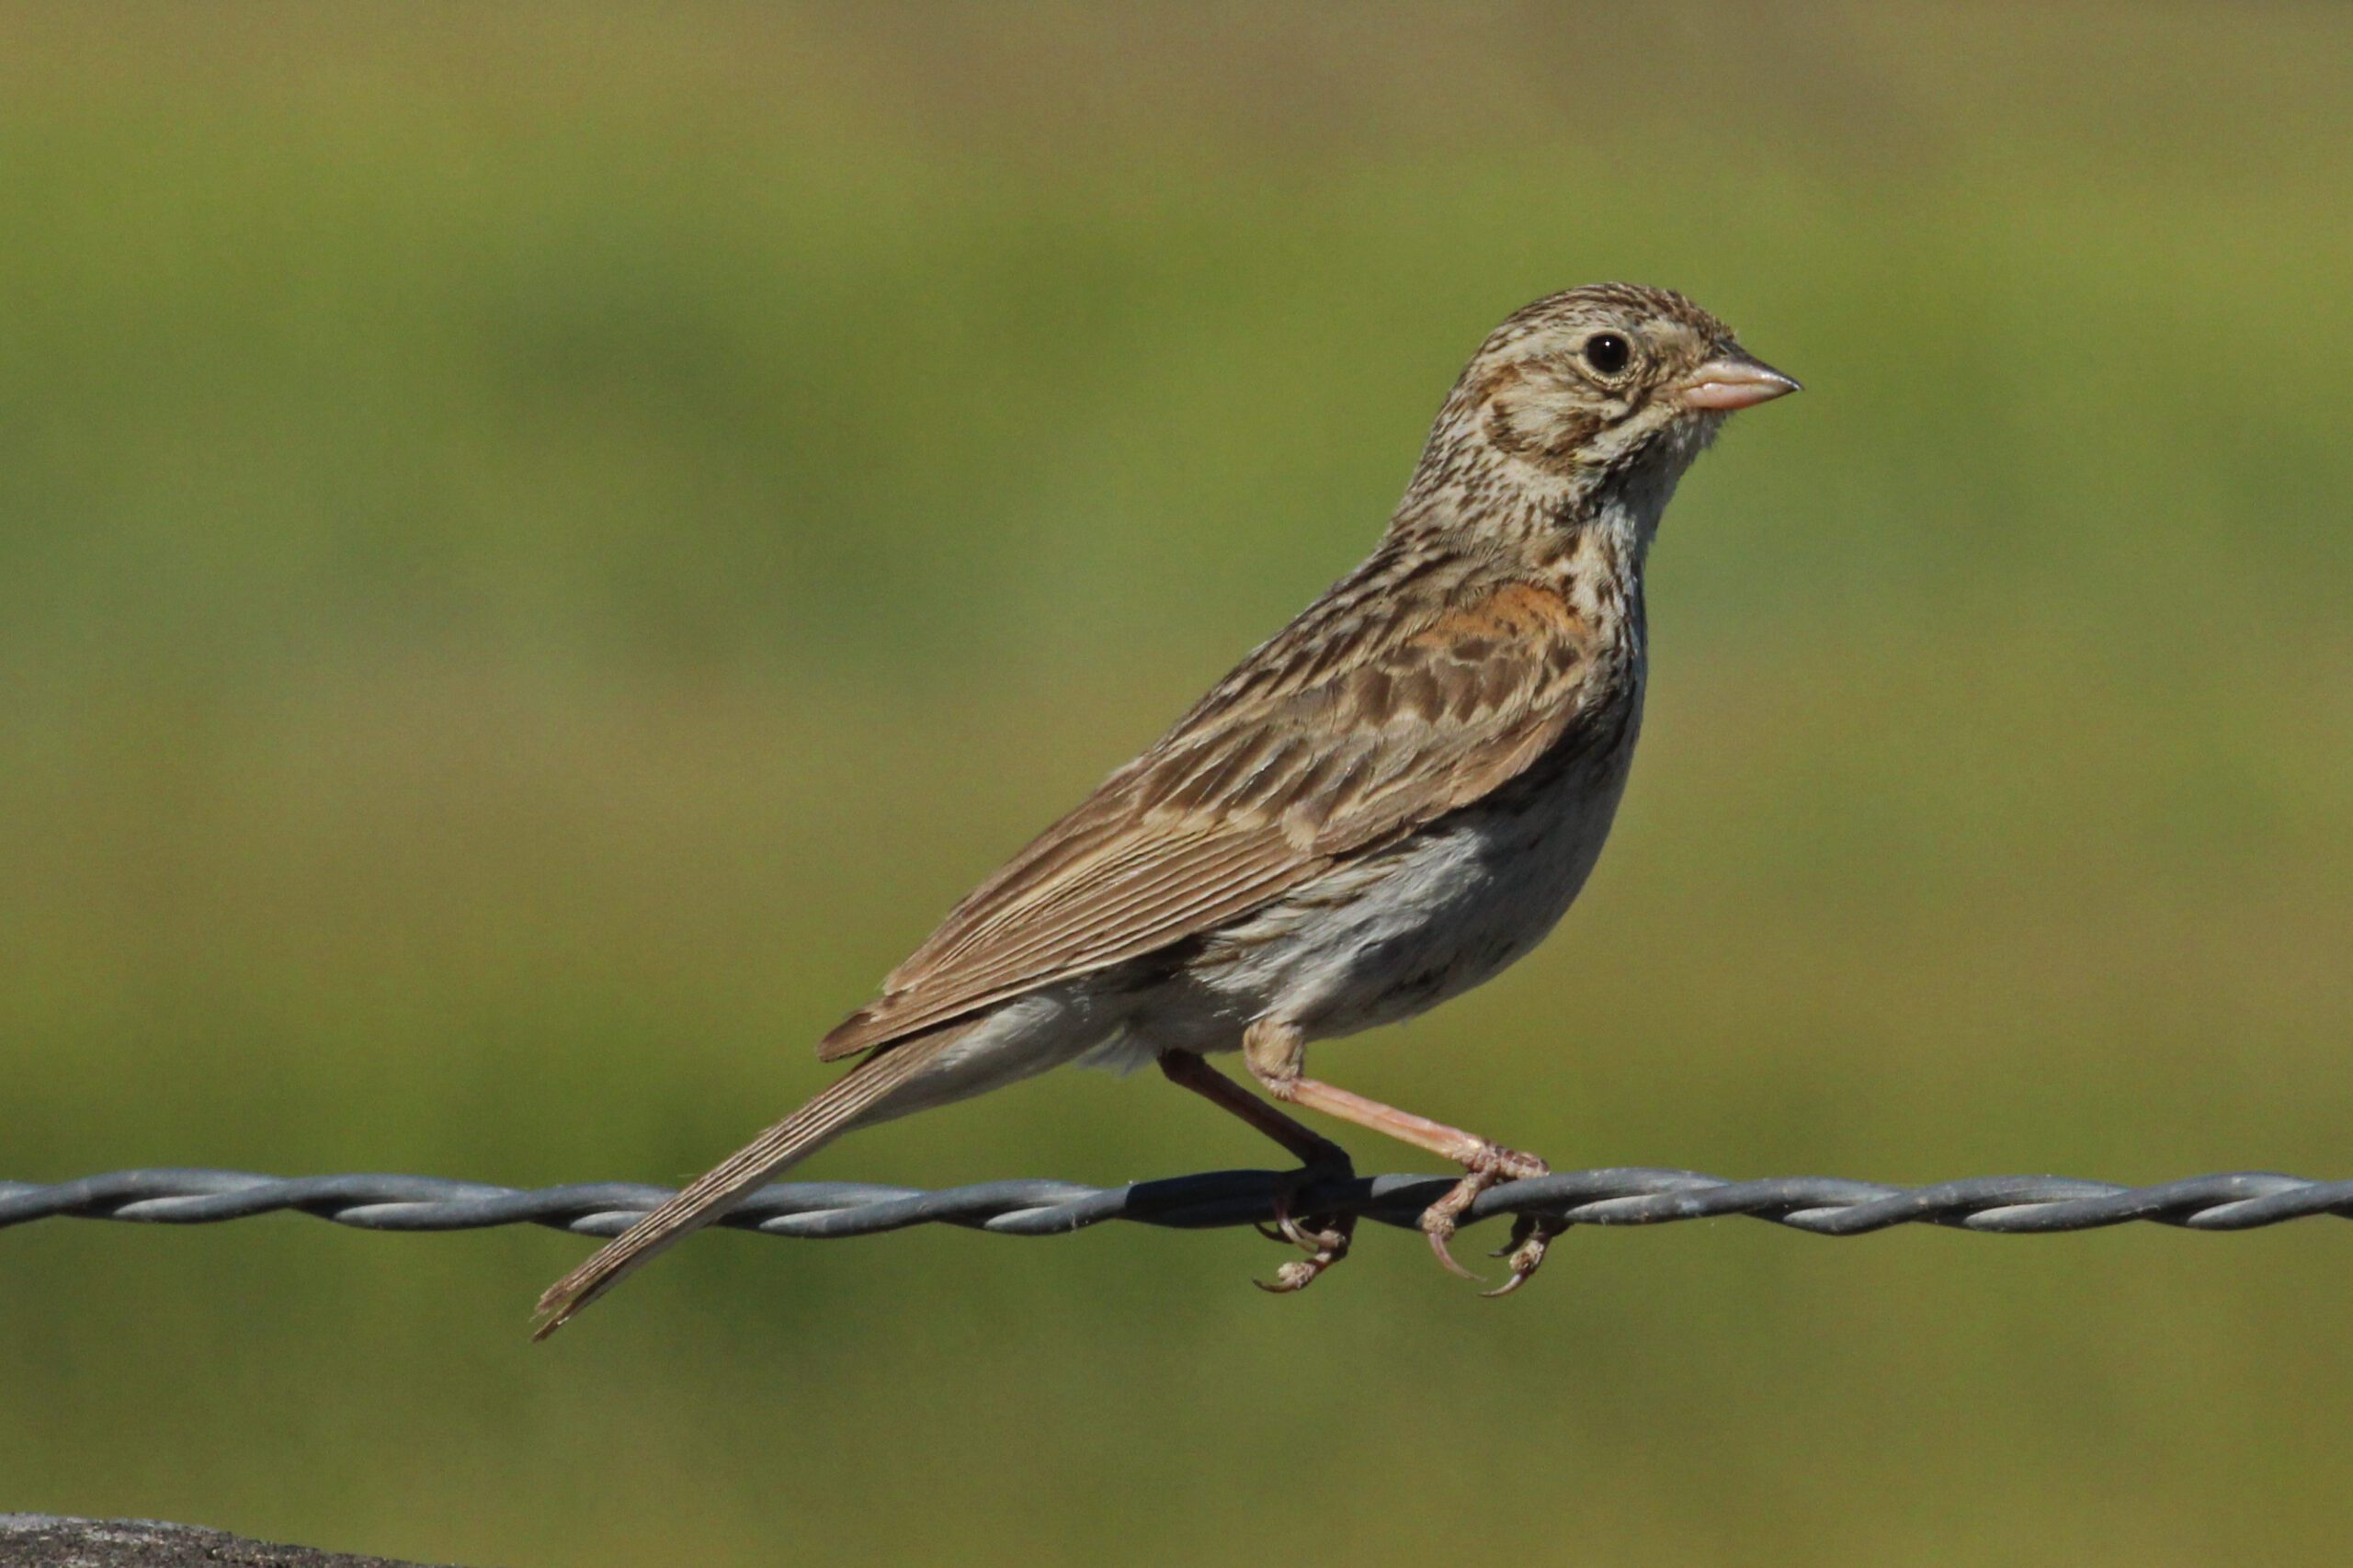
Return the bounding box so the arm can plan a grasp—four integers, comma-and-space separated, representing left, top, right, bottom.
1404, 283, 1797, 535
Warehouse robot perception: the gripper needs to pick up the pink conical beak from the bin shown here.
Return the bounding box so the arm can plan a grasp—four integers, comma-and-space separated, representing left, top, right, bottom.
1678, 354, 1802, 412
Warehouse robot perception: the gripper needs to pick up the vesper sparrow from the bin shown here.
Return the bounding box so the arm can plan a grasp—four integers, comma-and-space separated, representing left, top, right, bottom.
535, 283, 1797, 1335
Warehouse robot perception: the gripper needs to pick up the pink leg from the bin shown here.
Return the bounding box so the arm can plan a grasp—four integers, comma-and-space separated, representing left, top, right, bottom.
1158, 1051, 1356, 1291
1157, 1050, 1351, 1168
1241, 1019, 1557, 1293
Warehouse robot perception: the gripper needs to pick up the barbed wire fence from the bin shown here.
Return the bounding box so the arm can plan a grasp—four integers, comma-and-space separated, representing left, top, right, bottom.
6, 1166, 2350, 1241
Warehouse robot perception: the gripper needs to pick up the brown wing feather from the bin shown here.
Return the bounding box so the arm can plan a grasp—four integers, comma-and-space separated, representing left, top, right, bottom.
817, 562, 1596, 1061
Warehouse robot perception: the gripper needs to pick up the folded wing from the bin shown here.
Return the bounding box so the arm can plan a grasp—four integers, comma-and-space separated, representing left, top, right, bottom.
817, 567, 1598, 1061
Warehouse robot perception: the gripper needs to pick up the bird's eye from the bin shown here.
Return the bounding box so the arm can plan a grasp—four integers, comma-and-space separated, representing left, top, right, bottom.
1583, 333, 1632, 376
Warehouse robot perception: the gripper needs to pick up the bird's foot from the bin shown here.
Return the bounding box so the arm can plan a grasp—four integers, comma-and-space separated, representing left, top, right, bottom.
1480, 1211, 1563, 1298
1418, 1142, 1550, 1288
1253, 1152, 1357, 1294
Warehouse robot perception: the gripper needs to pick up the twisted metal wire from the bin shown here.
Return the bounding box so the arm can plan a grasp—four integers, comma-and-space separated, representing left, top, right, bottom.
5, 1166, 2350, 1240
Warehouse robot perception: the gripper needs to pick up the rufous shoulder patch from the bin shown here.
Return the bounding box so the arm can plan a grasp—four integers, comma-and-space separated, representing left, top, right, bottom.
1411, 581, 1577, 649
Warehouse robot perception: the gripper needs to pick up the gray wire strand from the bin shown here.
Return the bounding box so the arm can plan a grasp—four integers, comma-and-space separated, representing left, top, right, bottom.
5, 1167, 2350, 1240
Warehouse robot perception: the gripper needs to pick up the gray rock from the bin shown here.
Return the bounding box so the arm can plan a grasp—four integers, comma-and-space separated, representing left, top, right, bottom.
0, 1517, 460, 1568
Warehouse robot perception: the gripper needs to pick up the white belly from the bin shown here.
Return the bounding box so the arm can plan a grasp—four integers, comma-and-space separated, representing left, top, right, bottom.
1092, 727, 1639, 1068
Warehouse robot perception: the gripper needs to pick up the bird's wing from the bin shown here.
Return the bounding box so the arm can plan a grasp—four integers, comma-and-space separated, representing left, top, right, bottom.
816, 569, 1603, 1060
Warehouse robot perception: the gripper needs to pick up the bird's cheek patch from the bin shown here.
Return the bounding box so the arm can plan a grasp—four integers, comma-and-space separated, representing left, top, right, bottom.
1483, 391, 1603, 465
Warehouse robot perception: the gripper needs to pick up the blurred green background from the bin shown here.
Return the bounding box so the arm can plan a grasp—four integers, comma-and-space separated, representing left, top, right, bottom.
3, 5, 2349, 1564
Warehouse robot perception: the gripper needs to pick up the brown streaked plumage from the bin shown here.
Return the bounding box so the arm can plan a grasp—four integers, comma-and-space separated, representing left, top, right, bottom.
534, 283, 1797, 1335
817, 563, 1594, 1062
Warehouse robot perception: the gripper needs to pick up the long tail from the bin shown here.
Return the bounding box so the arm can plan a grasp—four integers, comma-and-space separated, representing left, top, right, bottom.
531, 1034, 955, 1339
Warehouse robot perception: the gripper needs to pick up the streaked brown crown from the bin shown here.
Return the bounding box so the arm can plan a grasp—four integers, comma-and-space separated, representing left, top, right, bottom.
1392, 283, 1779, 549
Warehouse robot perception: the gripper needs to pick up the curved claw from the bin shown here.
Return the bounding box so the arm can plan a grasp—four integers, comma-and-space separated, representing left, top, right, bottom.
1487, 1211, 1540, 1259
1255, 1222, 1352, 1293
1255, 1258, 1321, 1293
1249, 1164, 1355, 1292
1257, 1162, 1354, 1250
1480, 1218, 1559, 1298
1496, 1205, 1552, 1261
1414, 1145, 1551, 1289
1424, 1222, 1485, 1282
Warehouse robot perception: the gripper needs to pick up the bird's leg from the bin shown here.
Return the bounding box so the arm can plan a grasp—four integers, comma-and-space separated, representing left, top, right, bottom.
1157, 1050, 1356, 1291
1241, 1018, 1555, 1292
1158, 1049, 1352, 1169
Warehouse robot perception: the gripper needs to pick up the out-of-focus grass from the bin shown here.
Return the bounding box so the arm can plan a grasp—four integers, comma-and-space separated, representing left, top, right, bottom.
2, 6, 2349, 1566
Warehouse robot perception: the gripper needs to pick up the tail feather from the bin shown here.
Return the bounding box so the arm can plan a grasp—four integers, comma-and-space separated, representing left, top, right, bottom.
531, 1036, 952, 1339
